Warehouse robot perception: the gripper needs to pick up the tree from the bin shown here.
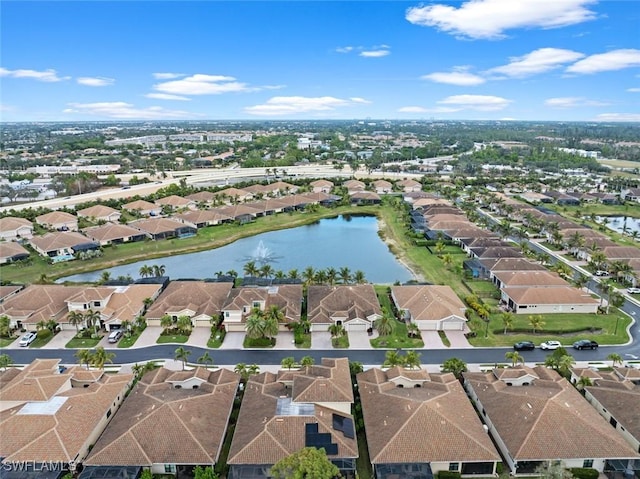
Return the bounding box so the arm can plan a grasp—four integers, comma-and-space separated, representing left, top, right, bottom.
349, 361, 363, 377
338, 266, 352, 284
264, 305, 284, 339
441, 357, 468, 380
505, 351, 524, 367
300, 355, 315, 367
85, 309, 102, 335
139, 265, 153, 278
528, 314, 545, 334
160, 314, 173, 333
576, 375, 593, 391
246, 308, 265, 339
68, 311, 85, 334
0, 315, 11, 338
235, 363, 248, 380
281, 356, 296, 370
75, 348, 93, 370
197, 351, 214, 368
375, 314, 393, 336
91, 346, 115, 370
534, 461, 574, 479
607, 353, 623, 367
544, 348, 575, 378
176, 315, 193, 334
328, 323, 345, 340
0, 353, 13, 371
383, 350, 404, 367
501, 312, 514, 335
270, 447, 340, 479
302, 266, 316, 286
404, 350, 421, 369
353, 270, 366, 284
193, 465, 219, 479
152, 264, 166, 277
174, 346, 191, 370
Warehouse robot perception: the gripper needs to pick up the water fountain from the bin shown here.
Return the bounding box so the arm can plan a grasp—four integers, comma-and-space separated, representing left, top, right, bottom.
241, 240, 282, 266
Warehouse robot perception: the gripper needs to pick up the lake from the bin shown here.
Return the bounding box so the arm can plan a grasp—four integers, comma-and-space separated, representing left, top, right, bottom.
59, 215, 415, 284
598, 215, 640, 236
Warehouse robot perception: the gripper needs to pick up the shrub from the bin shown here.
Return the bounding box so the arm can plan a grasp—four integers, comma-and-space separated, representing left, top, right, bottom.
37, 329, 51, 339
570, 468, 599, 479
437, 471, 461, 479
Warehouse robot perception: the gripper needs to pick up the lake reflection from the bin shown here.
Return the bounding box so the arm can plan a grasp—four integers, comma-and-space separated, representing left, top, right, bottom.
60, 215, 414, 284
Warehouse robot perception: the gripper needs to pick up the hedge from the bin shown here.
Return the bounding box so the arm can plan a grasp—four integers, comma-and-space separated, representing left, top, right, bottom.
570, 468, 599, 479
437, 471, 461, 479
493, 327, 602, 335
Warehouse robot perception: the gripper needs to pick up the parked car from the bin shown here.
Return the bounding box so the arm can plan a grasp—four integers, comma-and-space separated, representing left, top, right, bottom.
18, 331, 37, 347
573, 339, 599, 350
540, 340, 562, 350
594, 270, 609, 277
513, 341, 535, 351
627, 287, 640, 294
107, 330, 123, 343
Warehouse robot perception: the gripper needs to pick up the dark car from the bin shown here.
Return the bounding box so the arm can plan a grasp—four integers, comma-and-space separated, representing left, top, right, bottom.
514, 341, 535, 351
573, 339, 599, 350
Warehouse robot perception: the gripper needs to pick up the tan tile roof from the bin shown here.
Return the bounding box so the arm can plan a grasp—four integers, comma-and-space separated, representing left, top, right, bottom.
479, 258, 547, 272
85, 367, 239, 466
585, 378, 640, 442
77, 205, 120, 219
101, 284, 163, 323
83, 222, 146, 243
0, 242, 29, 259
358, 368, 500, 464
0, 217, 33, 232
445, 227, 496, 239
186, 191, 217, 202
66, 286, 115, 304
155, 195, 194, 208
0, 285, 85, 324
307, 285, 381, 324
391, 285, 466, 322
215, 204, 263, 219
130, 217, 186, 235
0, 285, 24, 301
122, 199, 158, 212
0, 359, 69, 402
601, 246, 640, 260
463, 367, 639, 461
0, 361, 133, 463
493, 270, 569, 287
222, 285, 303, 323
350, 191, 381, 200
503, 286, 599, 306
213, 187, 253, 201
146, 281, 233, 320
228, 358, 357, 466
310, 179, 334, 188
175, 209, 232, 225
29, 231, 94, 253
343, 179, 365, 190
35, 211, 77, 226
289, 358, 353, 403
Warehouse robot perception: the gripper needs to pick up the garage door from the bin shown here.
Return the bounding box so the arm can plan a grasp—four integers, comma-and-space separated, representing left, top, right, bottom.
442, 321, 463, 330
347, 323, 368, 332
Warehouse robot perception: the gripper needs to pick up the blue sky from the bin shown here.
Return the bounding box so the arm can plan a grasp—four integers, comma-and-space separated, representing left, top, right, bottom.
1, 0, 639, 122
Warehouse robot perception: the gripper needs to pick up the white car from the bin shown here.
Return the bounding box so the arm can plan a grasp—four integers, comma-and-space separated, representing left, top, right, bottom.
627, 287, 640, 294
540, 340, 562, 350
18, 331, 37, 347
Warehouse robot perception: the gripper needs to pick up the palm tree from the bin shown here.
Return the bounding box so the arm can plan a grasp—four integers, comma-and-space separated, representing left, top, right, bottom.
300, 355, 315, 367
234, 363, 248, 380
281, 356, 296, 370
325, 267, 338, 286
383, 350, 404, 367
139, 265, 153, 278
599, 280, 616, 313
501, 312, 514, 335
505, 351, 524, 367
174, 346, 191, 370
245, 308, 265, 339
259, 264, 274, 278
85, 309, 102, 335
176, 315, 193, 334
36, 320, 47, 332
353, 270, 366, 284
572, 275, 589, 291
142, 297, 153, 311
302, 266, 316, 286
91, 346, 115, 370
262, 311, 280, 340
0, 353, 13, 371
197, 351, 214, 368
287, 269, 300, 280
406, 322, 420, 338
99, 271, 111, 284
607, 353, 623, 367
314, 269, 328, 285
247, 364, 260, 376
404, 350, 421, 369
375, 315, 393, 336
75, 349, 93, 370
576, 375, 593, 391
338, 267, 352, 284
160, 314, 173, 333
68, 310, 85, 334
243, 260, 258, 277
441, 357, 468, 380
442, 253, 454, 270
328, 323, 346, 339
528, 314, 545, 334
152, 264, 166, 277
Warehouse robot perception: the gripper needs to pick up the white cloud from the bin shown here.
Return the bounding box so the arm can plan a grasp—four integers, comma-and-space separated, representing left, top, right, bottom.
398, 106, 429, 113
437, 94, 511, 110
421, 69, 485, 85
628, 88, 640, 92
77, 76, 115, 87
360, 49, 390, 58
594, 113, 640, 122
487, 48, 585, 78
336, 46, 354, 53
244, 96, 369, 116
336, 45, 391, 57
154, 74, 253, 95
145, 93, 191, 101
566, 49, 640, 74
544, 97, 610, 108
152, 72, 185, 79
64, 101, 195, 119
349, 97, 372, 104
0, 67, 69, 82
405, 0, 597, 40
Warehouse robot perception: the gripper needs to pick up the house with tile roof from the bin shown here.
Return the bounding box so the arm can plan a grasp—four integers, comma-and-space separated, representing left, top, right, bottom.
227, 358, 357, 479
391, 285, 467, 331
0, 216, 33, 241
130, 217, 196, 240
213, 187, 254, 204
358, 367, 500, 479
83, 222, 147, 246
502, 286, 599, 314
372, 179, 393, 194
343, 179, 366, 193
0, 241, 30, 265
35, 211, 78, 231
77, 205, 121, 223
28, 231, 99, 259
492, 270, 570, 291
154, 194, 196, 211
186, 190, 217, 205
83, 367, 239, 478
397, 178, 422, 192
349, 190, 381, 205
310, 179, 334, 193
146, 281, 233, 327
307, 285, 382, 332
221, 285, 303, 332
215, 204, 263, 223
0, 359, 132, 475
463, 366, 640, 474
174, 209, 233, 228
122, 199, 161, 217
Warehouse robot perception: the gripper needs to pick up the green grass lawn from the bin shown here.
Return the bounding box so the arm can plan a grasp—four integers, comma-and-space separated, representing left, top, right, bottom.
118, 331, 142, 348
66, 336, 102, 348
0, 337, 16, 347
465, 279, 500, 295
156, 334, 189, 344
372, 284, 424, 349
207, 329, 226, 348
295, 333, 312, 349
243, 336, 275, 348
28, 332, 56, 348
332, 335, 350, 348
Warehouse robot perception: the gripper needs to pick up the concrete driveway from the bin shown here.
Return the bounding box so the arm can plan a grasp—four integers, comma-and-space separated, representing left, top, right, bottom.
347, 331, 372, 349
221, 332, 245, 349
446, 330, 473, 348
275, 331, 295, 349
131, 326, 162, 347
421, 331, 446, 349
188, 327, 212, 348
41, 330, 76, 349
312, 332, 333, 349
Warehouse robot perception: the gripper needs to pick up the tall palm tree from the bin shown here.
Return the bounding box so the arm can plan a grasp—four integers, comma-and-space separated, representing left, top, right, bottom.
505, 351, 524, 368
353, 270, 366, 284
383, 350, 404, 367
325, 267, 338, 286
528, 314, 545, 334
501, 312, 514, 335
75, 349, 93, 370
174, 346, 191, 370
607, 353, 623, 367
243, 261, 259, 277
91, 346, 115, 370
160, 314, 173, 333
375, 315, 393, 336
176, 315, 193, 334
245, 308, 265, 339
139, 265, 153, 278
152, 264, 166, 277
259, 264, 274, 279
197, 351, 214, 368
68, 310, 85, 334
85, 309, 102, 335
234, 363, 248, 380
287, 269, 300, 280
338, 267, 352, 284
404, 350, 421, 369
302, 266, 316, 286
314, 269, 328, 285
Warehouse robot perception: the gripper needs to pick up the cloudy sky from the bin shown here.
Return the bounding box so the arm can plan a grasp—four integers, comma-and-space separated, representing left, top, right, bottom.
1, 0, 639, 122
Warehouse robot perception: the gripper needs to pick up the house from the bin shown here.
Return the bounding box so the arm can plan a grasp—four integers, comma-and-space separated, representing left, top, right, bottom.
0, 359, 132, 475
391, 285, 467, 331
343, 179, 366, 193
174, 209, 233, 228
77, 205, 121, 223
215, 204, 263, 224
477, 258, 547, 278
186, 190, 217, 205
83, 222, 147, 246
621, 187, 640, 203
502, 286, 599, 314
349, 191, 381, 205
0, 284, 85, 330
372, 179, 393, 194
358, 367, 500, 479
397, 178, 422, 192
0, 284, 24, 303
155, 194, 196, 211
0, 241, 30, 264
122, 199, 161, 217
307, 285, 382, 332
300, 191, 341, 207
130, 217, 196, 240
492, 270, 569, 290
262, 180, 298, 196
0, 216, 34, 241
468, 246, 523, 260
227, 358, 358, 479
146, 281, 233, 327
213, 187, 254, 204
221, 285, 303, 331
28, 231, 99, 259
463, 366, 640, 474
83, 367, 239, 478
35, 211, 78, 231
309, 179, 334, 193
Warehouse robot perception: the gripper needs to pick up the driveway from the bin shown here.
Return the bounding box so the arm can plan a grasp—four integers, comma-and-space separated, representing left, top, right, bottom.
131, 326, 162, 348
221, 332, 245, 349
275, 331, 295, 349
312, 332, 333, 349
188, 327, 212, 348
347, 331, 372, 349
41, 330, 76, 349
421, 331, 446, 349
446, 330, 473, 348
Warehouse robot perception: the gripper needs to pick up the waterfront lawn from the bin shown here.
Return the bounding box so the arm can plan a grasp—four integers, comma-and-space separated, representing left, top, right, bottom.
66, 336, 102, 348
468, 311, 632, 347
156, 333, 189, 344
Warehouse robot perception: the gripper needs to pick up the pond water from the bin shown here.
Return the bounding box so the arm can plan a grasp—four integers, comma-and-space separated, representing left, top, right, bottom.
59, 215, 415, 284
598, 216, 640, 236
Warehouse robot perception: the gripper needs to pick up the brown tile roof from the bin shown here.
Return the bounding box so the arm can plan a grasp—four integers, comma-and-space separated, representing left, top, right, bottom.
289, 358, 353, 404
186, 191, 217, 203
601, 246, 640, 260
228, 358, 357, 466
493, 270, 570, 287
391, 285, 466, 322
215, 204, 263, 219
0, 217, 33, 232
222, 285, 303, 323
122, 199, 158, 212
307, 285, 382, 324
0, 285, 85, 324
130, 217, 186, 235
585, 377, 640, 443
358, 368, 500, 464
310, 179, 334, 188
175, 209, 232, 225
479, 258, 547, 272
85, 367, 239, 467
77, 204, 120, 219
0, 242, 29, 260
101, 284, 163, 324
463, 367, 639, 461
66, 286, 115, 304
350, 191, 381, 201
146, 281, 233, 320
83, 222, 146, 243
213, 187, 253, 201
503, 286, 599, 306
29, 231, 94, 253
155, 195, 194, 208
35, 211, 77, 226
0, 285, 24, 302
0, 359, 69, 402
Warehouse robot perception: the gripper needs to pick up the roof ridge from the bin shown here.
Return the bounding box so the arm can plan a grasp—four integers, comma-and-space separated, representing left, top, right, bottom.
514, 390, 559, 457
